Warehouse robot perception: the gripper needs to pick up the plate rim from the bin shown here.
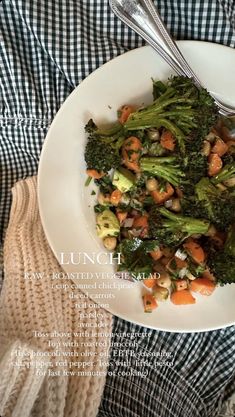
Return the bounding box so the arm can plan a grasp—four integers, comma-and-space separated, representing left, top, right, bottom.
38, 40, 235, 333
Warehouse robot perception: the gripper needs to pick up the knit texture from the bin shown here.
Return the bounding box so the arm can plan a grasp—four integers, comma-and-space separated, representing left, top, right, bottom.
0, 176, 113, 417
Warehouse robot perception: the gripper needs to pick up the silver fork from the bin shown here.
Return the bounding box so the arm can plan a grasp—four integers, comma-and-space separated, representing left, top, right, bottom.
109, 0, 235, 117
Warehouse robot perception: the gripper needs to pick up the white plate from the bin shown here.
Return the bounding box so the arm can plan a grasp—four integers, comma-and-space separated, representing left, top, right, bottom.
38, 41, 235, 333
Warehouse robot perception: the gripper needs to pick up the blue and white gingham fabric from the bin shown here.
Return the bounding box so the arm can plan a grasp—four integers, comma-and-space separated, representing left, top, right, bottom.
1, 1, 235, 416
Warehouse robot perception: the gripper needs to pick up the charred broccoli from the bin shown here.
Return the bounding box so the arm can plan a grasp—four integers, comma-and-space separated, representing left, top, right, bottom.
149, 206, 210, 247
181, 153, 208, 194
139, 156, 185, 187
208, 225, 235, 284
116, 238, 156, 279
124, 76, 218, 153
84, 119, 124, 173
195, 177, 235, 231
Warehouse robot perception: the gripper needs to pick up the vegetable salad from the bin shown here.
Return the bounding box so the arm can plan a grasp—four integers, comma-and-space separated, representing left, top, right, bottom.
84, 76, 235, 312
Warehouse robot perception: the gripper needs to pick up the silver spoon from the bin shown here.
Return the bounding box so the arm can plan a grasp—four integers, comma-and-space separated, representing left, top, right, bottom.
109, 0, 235, 117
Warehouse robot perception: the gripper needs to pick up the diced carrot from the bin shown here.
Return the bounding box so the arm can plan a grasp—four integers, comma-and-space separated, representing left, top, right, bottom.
183, 239, 205, 264
122, 136, 142, 172
175, 279, 188, 291
166, 257, 188, 273
160, 130, 176, 151
150, 248, 163, 261
133, 215, 148, 228
143, 277, 158, 288
202, 269, 216, 282
110, 189, 122, 206
86, 169, 105, 179
151, 183, 174, 204
133, 215, 148, 238
170, 289, 196, 305
118, 105, 135, 124
116, 210, 128, 224
143, 294, 158, 312
208, 153, 223, 177
211, 138, 228, 156
190, 278, 216, 296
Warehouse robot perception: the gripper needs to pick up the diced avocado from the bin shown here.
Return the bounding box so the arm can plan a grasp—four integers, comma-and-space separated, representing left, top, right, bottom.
96, 209, 120, 239
112, 167, 136, 193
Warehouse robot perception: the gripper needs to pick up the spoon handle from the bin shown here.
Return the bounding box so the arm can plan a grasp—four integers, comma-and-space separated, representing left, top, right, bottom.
110, 0, 201, 83
110, 0, 235, 116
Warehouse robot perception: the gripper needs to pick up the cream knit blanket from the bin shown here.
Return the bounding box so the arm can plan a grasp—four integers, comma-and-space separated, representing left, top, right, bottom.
0, 177, 113, 417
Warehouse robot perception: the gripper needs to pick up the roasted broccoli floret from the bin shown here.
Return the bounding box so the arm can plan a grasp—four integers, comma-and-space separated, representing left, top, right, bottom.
139, 156, 185, 186
181, 196, 206, 219
116, 238, 156, 279
84, 119, 124, 173
195, 177, 235, 231
124, 76, 218, 153
208, 225, 235, 284
181, 153, 208, 194
148, 206, 210, 247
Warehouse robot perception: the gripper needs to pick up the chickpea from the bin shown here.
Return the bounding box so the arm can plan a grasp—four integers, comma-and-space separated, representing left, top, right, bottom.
201, 140, 211, 156
171, 198, 181, 212
205, 132, 217, 142
121, 194, 131, 205
206, 224, 217, 237
147, 128, 160, 141
216, 183, 227, 192
146, 178, 159, 192
224, 177, 235, 187
103, 236, 117, 251
152, 285, 169, 301
97, 192, 110, 205
191, 233, 202, 239
157, 274, 171, 289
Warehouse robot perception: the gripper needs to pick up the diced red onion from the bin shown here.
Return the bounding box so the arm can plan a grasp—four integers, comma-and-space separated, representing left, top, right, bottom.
123, 218, 134, 228
175, 249, 187, 260
179, 267, 188, 278
164, 199, 173, 208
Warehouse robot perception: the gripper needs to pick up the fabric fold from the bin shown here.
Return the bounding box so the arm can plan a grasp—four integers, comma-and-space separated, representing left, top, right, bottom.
0, 176, 112, 417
